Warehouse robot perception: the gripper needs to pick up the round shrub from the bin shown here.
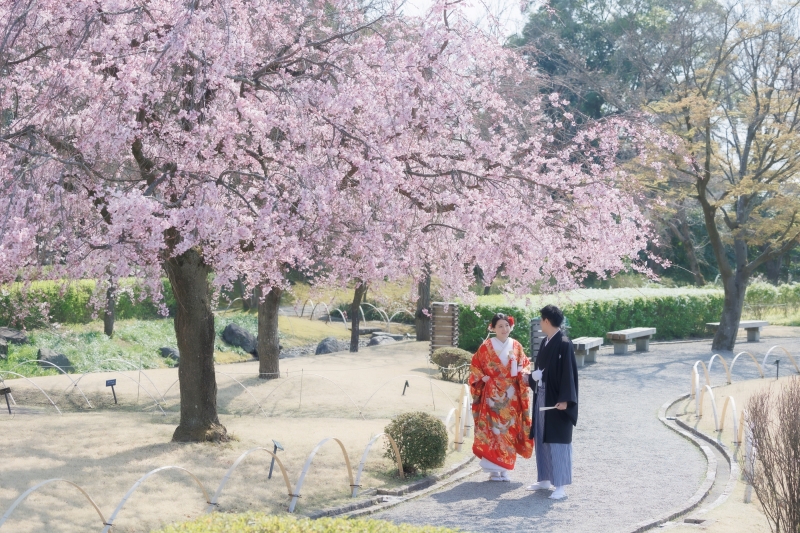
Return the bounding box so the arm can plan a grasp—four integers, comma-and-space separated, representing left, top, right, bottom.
154, 513, 459, 532
430, 347, 472, 383
384, 411, 448, 474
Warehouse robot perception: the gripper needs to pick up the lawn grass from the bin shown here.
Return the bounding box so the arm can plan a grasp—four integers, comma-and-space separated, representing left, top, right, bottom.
750, 308, 800, 327
285, 280, 417, 311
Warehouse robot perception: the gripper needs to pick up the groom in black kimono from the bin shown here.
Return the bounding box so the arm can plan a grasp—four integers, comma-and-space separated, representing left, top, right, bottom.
522, 304, 579, 500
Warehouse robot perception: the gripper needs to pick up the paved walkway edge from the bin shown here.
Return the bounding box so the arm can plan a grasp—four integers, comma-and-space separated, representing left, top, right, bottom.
624, 394, 717, 533
674, 409, 740, 515
307, 455, 478, 519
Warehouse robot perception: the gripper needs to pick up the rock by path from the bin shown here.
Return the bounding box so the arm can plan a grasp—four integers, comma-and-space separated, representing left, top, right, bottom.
375, 335, 799, 533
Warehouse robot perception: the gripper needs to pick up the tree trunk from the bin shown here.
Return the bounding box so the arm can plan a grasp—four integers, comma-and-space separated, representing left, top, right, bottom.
349, 282, 368, 353
103, 283, 116, 337
164, 247, 227, 442
712, 272, 748, 352
236, 277, 252, 312
415, 272, 431, 341
258, 287, 282, 380
679, 217, 706, 287
473, 266, 485, 294
668, 206, 705, 286
764, 254, 782, 284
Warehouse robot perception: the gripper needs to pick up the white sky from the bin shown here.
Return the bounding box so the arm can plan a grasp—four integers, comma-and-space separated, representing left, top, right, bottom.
398, 0, 535, 39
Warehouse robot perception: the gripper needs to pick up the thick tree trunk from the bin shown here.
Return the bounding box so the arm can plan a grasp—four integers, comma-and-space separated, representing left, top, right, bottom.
415, 272, 431, 341
258, 287, 282, 380
349, 283, 368, 353
103, 283, 116, 337
712, 272, 748, 352
164, 248, 227, 442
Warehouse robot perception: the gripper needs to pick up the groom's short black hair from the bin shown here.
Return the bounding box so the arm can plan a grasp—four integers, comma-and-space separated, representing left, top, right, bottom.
540, 305, 564, 327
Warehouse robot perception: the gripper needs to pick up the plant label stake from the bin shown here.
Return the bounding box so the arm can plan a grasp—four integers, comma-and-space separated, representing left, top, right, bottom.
402, 380, 409, 396
268, 439, 284, 480
106, 379, 117, 404
0, 387, 11, 415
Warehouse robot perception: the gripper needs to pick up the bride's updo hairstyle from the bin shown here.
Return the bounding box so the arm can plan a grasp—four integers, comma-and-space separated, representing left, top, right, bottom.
490, 313, 515, 330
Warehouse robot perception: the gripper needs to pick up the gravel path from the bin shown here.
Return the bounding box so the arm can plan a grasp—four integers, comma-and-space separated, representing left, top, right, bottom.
376, 334, 800, 533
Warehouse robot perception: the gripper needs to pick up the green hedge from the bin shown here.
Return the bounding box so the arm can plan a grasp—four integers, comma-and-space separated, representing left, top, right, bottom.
154, 514, 459, 533
458, 291, 726, 353
0, 279, 175, 328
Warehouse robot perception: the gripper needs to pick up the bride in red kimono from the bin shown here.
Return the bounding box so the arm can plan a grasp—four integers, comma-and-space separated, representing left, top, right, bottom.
468, 313, 533, 481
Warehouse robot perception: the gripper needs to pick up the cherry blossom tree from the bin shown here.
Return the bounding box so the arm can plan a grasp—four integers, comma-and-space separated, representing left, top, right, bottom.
1, 0, 661, 442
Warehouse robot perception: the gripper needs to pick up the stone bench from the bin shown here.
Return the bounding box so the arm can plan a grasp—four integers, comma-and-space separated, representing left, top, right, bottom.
606, 327, 656, 355
572, 337, 603, 367
706, 320, 769, 342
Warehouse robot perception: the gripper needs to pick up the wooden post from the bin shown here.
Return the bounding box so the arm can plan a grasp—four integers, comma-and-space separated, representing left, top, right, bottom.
530, 318, 545, 361
429, 302, 459, 360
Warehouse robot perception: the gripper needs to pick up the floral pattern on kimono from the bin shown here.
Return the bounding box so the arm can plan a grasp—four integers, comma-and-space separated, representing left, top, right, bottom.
469, 338, 533, 470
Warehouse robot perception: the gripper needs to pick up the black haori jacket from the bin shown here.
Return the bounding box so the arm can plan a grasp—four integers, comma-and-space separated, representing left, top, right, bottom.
528, 330, 579, 444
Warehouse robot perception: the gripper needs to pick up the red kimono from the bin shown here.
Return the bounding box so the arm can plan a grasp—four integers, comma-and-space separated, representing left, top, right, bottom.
469, 338, 533, 470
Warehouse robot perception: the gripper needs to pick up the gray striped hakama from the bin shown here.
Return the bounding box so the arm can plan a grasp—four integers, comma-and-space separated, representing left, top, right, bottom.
534, 382, 573, 486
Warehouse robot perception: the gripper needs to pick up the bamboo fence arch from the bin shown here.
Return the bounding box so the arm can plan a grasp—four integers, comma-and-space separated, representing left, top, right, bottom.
719, 396, 741, 444
101, 466, 211, 533
690, 361, 711, 416
729, 351, 764, 380
206, 447, 293, 512
698, 385, 720, 430
762, 345, 800, 375
288, 437, 355, 513
0, 371, 61, 414
707, 354, 732, 385
352, 433, 404, 497
0, 430, 423, 528
0, 479, 107, 530
9, 360, 93, 408
72, 358, 166, 403
692, 361, 711, 394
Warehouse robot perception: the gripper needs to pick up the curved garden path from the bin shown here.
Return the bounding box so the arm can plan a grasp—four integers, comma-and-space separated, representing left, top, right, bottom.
376, 329, 800, 532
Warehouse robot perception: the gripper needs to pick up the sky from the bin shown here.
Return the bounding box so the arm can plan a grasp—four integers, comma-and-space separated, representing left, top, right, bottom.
398, 0, 535, 39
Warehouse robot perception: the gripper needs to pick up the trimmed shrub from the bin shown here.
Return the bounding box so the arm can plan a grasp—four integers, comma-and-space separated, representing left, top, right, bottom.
563, 293, 724, 340
430, 347, 472, 383
458, 290, 728, 352
154, 513, 459, 533
384, 411, 448, 474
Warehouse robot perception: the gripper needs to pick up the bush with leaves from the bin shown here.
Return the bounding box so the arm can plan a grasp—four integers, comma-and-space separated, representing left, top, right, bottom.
385, 411, 448, 474
154, 513, 459, 533
431, 347, 472, 383
746, 281, 800, 318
